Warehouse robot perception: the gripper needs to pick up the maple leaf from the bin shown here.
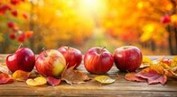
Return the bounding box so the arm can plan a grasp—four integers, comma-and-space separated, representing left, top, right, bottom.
0, 73, 14, 84
47, 76, 61, 86
136, 68, 167, 85
61, 66, 90, 85
125, 72, 145, 82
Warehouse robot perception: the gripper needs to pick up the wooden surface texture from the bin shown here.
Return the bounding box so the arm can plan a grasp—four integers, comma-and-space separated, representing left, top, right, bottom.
0, 55, 177, 97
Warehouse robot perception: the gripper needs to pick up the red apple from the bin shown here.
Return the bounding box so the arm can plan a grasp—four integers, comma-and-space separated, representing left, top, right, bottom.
35, 49, 66, 77
113, 46, 142, 72
84, 47, 114, 74
58, 46, 82, 68
6, 47, 35, 72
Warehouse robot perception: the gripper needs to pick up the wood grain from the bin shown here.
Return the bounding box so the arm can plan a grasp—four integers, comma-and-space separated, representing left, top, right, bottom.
0, 55, 177, 97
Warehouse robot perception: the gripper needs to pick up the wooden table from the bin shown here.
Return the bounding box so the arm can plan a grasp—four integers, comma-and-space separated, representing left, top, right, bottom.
0, 55, 177, 97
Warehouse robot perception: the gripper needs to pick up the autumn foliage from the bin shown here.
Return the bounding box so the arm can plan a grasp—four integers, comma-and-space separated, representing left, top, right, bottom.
0, 0, 177, 54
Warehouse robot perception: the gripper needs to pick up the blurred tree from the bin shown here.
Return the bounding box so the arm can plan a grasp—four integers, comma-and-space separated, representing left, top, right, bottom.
0, 0, 32, 53
0, 0, 176, 55
29, 0, 94, 52
103, 0, 175, 54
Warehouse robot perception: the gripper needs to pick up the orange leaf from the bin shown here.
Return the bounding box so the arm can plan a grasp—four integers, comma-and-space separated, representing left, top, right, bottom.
12, 70, 30, 81
61, 66, 90, 85
25, 31, 33, 38
47, 76, 61, 86
0, 73, 13, 84
125, 72, 145, 82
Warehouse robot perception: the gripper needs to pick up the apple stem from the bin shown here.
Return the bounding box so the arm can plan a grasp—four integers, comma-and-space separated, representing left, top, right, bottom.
67, 46, 70, 50
42, 48, 48, 57
100, 47, 106, 54
18, 43, 23, 49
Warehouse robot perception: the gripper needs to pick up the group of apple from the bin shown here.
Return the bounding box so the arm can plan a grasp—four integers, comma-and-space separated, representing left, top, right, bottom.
6, 46, 142, 77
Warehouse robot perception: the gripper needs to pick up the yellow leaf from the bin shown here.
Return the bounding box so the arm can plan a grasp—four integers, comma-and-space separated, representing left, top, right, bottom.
140, 56, 152, 68
140, 24, 155, 42
94, 75, 115, 84
171, 15, 177, 23
26, 77, 47, 86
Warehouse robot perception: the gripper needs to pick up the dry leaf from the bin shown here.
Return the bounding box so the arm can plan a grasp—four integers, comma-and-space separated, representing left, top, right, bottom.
26, 76, 47, 86
136, 68, 167, 85
29, 69, 40, 78
0, 73, 13, 84
125, 72, 145, 82
61, 66, 90, 85
47, 76, 61, 86
94, 75, 115, 84
12, 70, 30, 81
0, 65, 10, 74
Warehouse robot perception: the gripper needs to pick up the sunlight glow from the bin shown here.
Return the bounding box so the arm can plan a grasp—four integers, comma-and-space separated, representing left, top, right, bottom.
79, 0, 107, 14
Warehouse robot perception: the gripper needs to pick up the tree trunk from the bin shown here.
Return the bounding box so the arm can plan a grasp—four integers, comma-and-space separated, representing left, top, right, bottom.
174, 27, 177, 54
167, 26, 174, 54
150, 40, 156, 51
167, 25, 177, 55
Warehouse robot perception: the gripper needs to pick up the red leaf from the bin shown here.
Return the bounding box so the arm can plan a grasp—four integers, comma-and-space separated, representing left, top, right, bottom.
125, 72, 146, 82
61, 66, 90, 85
136, 68, 167, 85
0, 5, 11, 15
10, 0, 21, 5
17, 33, 26, 42
9, 33, 16, 40
47, 76, 61, 86
148, 75, 167, 85
11, 10, 18, 17
0, 73, 13, 84
7, 22, 15, 28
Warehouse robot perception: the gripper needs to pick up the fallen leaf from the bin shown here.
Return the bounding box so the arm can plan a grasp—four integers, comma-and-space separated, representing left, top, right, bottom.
140, 56, 152, 68
26, 76, 47, 86
29, 69, 40, 78
0, 65, 10, 74
94, 75, 115, 84
12, 70, 30, 81
136, 68, 167, 85
125, 72, 145, 82
0, 73, 13, 84
61, 66, 90, 85
47, 76, 61, 86
149, 64, 166, 75
148, 75, 167, 85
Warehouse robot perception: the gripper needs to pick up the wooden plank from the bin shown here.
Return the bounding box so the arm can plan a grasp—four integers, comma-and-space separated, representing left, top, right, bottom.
0, 55, 177, 97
